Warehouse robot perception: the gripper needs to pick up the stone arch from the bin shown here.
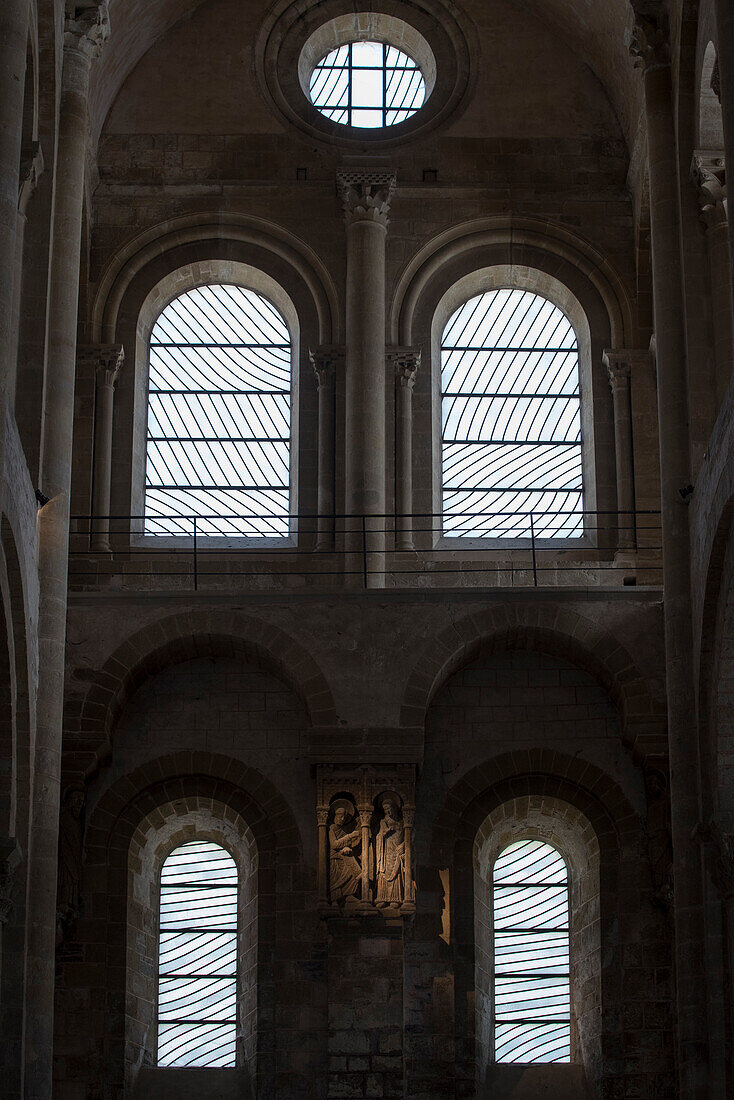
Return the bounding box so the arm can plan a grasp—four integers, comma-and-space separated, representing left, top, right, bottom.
399, 603, 664, 761
0, 517, 31, 840
389, 216, 636, 348
65, 753, 304, 1098
426, 751, 647, 1097
74, 609, 337, 772
90, 212, 341, 345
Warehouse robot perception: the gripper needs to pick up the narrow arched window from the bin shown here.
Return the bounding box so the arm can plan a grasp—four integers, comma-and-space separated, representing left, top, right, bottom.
441, 289, 582, 539
145, 283, 291, 537
157, 840, 238, 1067
493, 840, 570, 1063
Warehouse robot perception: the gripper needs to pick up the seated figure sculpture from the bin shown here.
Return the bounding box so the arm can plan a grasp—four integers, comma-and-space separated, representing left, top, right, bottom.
328, 798, 362, 903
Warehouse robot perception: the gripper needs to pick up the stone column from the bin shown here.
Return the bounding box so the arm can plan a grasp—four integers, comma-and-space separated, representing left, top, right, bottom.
691, 152, 733, 405
25, 6, 109, 1097
359, 809, 372, 906
630, 12, 709, 1095
337, 169, 396, 587
79, 343, 124, 552
317, 808, 329, 907
401, 808, 415, 910
603, 350, 637, 554
389, 348, 420, 551
713, 0, 734, 312
309, 346, 342, 552
0, 0, 30, 402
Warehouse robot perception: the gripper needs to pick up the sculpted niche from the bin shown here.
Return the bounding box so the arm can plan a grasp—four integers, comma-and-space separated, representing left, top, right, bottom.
318, 767, 416, 915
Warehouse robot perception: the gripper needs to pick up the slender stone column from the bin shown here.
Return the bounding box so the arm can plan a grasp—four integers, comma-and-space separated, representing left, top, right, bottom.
309, 346, 343, 552
337, 169, 396, 586
359, 809, 372, 905
691, 152, 733, 405
79, 343, 124, 551
25, 6, 109, 1097
0, 0, 30, 401
401, 808, 415, 909
317, 808, 329, 906
389, 348, 420, 551
603, 350, 637, 553
630, 11, 708, 1095
7, 143, 44, 409
713, 0, 734, 312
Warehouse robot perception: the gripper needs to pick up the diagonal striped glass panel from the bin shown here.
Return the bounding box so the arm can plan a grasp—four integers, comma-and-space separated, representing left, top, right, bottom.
157, 841, 238, 1068
493, 841, 570, 1064
145, 283, 291, 537
441, 289, 583, 539
310, 41, 426, 128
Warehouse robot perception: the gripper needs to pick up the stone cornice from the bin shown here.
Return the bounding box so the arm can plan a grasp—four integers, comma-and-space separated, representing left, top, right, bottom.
64, 1, 110, 60
337, 169, 396, 227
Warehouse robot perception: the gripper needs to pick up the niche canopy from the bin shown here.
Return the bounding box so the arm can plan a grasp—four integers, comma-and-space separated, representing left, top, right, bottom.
298, 13, 436, 134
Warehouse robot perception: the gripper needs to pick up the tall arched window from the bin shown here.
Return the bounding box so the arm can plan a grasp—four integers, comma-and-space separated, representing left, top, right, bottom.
441, 288, 582, 539
145, 283, 292, 537
157, 840, 238, 1067
492, 840, 570, 1063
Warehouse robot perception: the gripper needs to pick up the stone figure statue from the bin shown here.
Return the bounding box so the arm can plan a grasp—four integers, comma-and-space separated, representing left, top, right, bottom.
56, 785, 85, 944
328, 798, 362, 903
374, 794, 405, 906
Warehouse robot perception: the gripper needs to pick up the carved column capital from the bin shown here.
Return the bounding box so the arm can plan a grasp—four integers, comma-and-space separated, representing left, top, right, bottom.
18, 141, 44, 217
64, 2, 111, 60
629, 8, 671, 72
603, 348, 649, 388
691, 151, 727, 228
0, 839, 22, 926
337, 169, 396, 227
388, 347, 421, 388
78, 343, 124, 387
309, 345, 345, 388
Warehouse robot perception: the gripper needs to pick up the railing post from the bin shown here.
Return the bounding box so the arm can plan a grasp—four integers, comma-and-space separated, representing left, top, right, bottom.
193, 517, 198, 591
530, 512, 538, 587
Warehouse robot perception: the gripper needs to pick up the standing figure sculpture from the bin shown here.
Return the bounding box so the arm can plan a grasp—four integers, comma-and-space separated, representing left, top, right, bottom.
328, 799, 362, 903
374, 795, 405, 906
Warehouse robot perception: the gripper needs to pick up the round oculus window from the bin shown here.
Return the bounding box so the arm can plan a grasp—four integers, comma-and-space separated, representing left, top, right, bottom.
309, 40, 427, 129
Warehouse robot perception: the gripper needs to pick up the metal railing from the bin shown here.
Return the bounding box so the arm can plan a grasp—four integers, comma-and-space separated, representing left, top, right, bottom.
68, 510, 663, 591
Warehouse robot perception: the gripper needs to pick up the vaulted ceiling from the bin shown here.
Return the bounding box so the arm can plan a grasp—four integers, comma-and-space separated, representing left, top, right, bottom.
90, 0, 644, 150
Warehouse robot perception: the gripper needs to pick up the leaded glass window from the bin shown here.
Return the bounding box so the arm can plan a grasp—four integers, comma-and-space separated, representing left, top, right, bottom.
441, 288, 583, 539
310, 41, 426, 128
157, 840, 238, 1067
145, 283, 291, 537
493, 840, 571, 1063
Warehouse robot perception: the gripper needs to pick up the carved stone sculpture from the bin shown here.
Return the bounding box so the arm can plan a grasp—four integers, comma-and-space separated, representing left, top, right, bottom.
374, 794, 405, 906
328, 798, 362, 904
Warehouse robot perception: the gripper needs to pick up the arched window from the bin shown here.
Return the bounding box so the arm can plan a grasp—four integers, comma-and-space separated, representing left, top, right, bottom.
157, 840, 238, 1067
441, 288, 582, 539
492, 840, 570, 1063
145, 283, 292, 538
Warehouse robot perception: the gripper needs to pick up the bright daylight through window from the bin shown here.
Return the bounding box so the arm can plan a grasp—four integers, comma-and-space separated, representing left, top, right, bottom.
441, 289, 583, 539
145, 283, 291, 537
310, 40, 426, 128
157, 841, 238, 1067
493, 840, 571, 1063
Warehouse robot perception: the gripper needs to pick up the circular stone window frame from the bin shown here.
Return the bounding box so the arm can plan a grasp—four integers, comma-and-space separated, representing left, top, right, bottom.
256, 0, 476, 148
